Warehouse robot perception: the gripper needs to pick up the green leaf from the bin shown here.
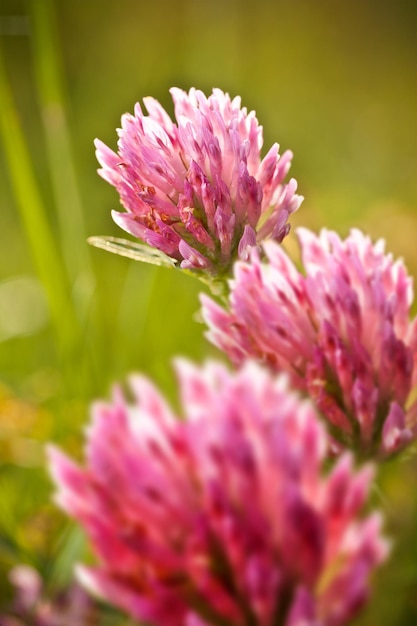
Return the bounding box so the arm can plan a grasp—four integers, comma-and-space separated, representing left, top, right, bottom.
88, 236, 178, 268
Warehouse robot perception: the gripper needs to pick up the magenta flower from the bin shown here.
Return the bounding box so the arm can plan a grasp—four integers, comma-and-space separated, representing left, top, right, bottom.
0, 565, 98, 626
202, 228, 417, 458
49, 361, 387, 626
94, 88, 302, 274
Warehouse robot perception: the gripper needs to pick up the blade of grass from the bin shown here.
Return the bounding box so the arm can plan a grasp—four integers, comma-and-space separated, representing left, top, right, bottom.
28, 0, 107, 400
0, 41, 79, 360
44, 522, 86, 589
115, 261, 158, 374
28, 0, 93, 309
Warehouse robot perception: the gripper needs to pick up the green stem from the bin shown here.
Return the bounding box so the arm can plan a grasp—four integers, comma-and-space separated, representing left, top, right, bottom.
28, 0, 93, 297
0, 40, 79, 360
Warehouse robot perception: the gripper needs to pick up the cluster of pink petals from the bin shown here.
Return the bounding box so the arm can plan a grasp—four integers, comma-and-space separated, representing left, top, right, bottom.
95, 88, 302, 274
49, 361, 387, 626
202, 228, 417, 458
0, 565, 98, 626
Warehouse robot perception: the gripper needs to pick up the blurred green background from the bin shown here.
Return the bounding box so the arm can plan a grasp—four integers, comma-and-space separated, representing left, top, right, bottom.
0, 0, 416, 623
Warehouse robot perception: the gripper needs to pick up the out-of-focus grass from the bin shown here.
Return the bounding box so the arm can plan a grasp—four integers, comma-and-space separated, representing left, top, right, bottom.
0, 40, 78, 358
28, 0, 91, 284
0, 0, 416, 622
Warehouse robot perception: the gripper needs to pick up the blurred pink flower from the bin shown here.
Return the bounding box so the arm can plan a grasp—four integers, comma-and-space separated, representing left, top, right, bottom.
0, 564, 98, 626
95, 88, 302, 274
49, 361, 387, 626
202, 228, 417, 458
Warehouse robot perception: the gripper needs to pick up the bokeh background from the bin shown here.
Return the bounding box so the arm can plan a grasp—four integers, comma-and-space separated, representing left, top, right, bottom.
0, 0, 416, 623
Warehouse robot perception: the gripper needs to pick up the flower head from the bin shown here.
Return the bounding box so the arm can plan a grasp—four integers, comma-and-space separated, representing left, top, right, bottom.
95, 88, 302, 275
0, 565, 98, 626
49, 361, 387, 626
202, 228, 417, 458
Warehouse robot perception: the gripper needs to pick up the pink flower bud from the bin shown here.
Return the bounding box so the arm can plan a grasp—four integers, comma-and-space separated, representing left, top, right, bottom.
49, 362, 387, 625
95, 88, 302, 275
202, 228, 417, 458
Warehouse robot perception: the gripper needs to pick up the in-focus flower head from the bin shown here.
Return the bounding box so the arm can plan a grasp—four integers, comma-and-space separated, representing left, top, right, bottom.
49, 361, 387, 626
94, 88, 302, 276
202, 228, 417, 458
